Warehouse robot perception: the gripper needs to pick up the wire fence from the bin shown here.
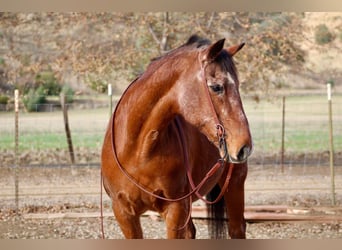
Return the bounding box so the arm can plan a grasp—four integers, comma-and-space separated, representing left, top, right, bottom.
1, 93, 341, 165
246, 94, 342, 168
0, 91, 341, 208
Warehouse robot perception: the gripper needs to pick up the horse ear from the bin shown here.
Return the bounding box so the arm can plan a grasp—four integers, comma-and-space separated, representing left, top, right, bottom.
203, 38, 225, 63
226, 43, 245, 57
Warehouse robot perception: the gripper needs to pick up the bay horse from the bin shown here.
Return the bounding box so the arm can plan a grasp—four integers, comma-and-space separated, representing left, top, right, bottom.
101, 35, 252, 239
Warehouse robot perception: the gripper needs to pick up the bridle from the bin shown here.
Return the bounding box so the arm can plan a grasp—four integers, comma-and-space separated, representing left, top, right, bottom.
100, 53, 236, 238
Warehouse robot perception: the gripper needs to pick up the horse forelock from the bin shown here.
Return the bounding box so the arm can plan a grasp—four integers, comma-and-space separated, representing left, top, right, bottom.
216, 50, 239, 84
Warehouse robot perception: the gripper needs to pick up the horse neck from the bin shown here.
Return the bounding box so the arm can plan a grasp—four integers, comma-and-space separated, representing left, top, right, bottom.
114, 60, 188, 156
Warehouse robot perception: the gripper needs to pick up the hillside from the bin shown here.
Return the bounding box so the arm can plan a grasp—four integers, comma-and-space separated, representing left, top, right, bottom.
0, 12, 341, 100
294, 12, 342, 92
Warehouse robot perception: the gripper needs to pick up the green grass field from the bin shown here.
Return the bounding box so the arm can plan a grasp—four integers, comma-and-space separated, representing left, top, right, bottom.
0, 95, 341, 154
244, 94, 342, 154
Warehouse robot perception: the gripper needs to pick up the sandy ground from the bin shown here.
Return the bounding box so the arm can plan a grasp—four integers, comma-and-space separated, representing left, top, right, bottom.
0, 163, 342, 239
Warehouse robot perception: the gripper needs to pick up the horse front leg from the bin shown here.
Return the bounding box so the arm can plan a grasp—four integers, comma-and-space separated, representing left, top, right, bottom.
223, 162, 248, 239
111, 192, 144, 239
162, 200, 195, 239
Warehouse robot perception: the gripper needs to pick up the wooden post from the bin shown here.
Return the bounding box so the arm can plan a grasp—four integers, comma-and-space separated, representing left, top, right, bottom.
108, 84, 112, 117
327, 83, 335, 206
14, 89, 19, 215
281, 96, 286, 173
60, 93, 75, 164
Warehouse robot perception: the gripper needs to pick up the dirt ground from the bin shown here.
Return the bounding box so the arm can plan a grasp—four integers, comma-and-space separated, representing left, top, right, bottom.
0, 163, 342, 239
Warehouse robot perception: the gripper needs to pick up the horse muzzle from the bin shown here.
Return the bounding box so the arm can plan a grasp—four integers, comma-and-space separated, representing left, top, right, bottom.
219, 138, 252, 164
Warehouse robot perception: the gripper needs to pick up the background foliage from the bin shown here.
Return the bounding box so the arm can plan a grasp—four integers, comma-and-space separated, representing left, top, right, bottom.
0, 12, 341, 102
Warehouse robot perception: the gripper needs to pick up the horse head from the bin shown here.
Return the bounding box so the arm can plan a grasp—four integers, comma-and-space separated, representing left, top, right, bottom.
176, 36, 253, 163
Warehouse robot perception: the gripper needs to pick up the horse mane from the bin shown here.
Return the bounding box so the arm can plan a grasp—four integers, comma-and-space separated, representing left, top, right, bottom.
184, 34, 211, 48
150, 34, 210, 63
138, 34, 239, 85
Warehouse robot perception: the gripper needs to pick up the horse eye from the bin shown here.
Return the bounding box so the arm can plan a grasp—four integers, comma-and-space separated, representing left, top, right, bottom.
209, 84, 224, 94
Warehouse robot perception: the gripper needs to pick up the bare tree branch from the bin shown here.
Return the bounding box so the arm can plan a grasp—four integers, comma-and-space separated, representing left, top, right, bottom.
206, 12, 216, 30
148, 23, 161, 49
160, 12, 169, 53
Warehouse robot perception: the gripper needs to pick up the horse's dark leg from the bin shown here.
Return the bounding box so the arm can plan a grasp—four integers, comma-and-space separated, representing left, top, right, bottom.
224, 162, 248, 239
163, 201, 195, 239
112, 195, 143, 239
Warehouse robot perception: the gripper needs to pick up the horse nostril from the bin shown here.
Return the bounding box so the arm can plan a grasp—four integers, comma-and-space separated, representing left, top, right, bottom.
237, 145, 250, 162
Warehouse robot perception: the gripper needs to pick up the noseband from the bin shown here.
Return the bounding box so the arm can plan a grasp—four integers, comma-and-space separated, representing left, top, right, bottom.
106, 54, 235, 231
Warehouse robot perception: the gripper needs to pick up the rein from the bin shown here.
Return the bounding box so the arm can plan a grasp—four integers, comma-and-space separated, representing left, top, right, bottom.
174, 58, 234, 205
101, 54, 235, 236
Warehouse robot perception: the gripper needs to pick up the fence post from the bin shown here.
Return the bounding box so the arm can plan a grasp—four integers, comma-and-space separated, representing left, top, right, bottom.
327, 83, 335, 206
108, 84, 112, 117
281, 96, 286, 173
14, 89, 19, 215
60, 93, 75, 165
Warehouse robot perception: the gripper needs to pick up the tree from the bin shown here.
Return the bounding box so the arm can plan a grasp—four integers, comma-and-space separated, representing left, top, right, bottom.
0, 12, 307, 98
142, 12, 307, 98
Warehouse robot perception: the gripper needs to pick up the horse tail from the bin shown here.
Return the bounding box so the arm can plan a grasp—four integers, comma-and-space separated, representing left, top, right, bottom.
206, 184, 228, 239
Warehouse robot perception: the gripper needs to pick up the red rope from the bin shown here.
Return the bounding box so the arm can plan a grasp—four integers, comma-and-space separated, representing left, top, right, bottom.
100, 170, 105, 239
